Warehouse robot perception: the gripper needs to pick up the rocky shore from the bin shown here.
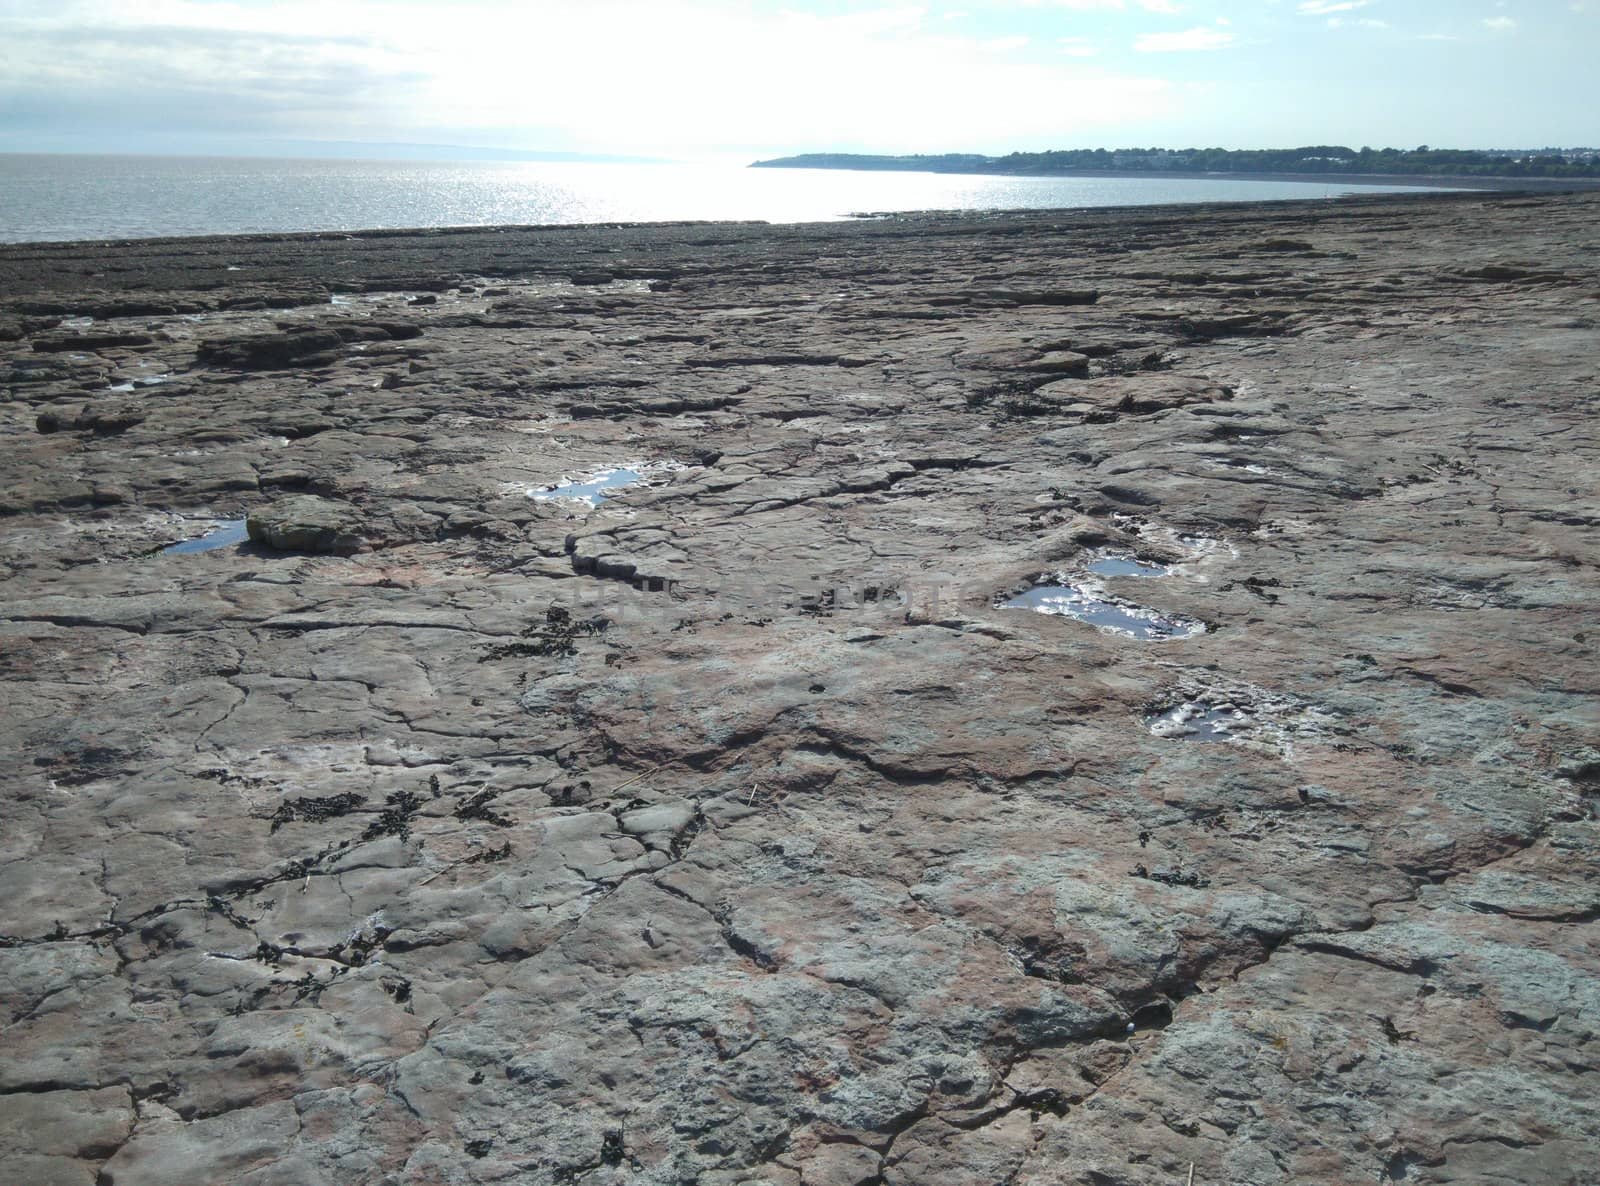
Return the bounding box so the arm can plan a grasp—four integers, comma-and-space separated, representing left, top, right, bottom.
2, 191, 1597, 1185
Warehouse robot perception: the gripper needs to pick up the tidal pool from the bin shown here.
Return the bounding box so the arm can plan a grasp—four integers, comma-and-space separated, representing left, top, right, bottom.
1001, 582, 1205, 641
1148, 701, 1245, 741
162, 519, 248, 554
530, 468, 645, 507
108, 374, 171, 392
1087, 555, 1171, 579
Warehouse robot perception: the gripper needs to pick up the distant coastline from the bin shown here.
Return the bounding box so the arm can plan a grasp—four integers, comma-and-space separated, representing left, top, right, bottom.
751, 150, 1600, 192
771, 165, 1600, 193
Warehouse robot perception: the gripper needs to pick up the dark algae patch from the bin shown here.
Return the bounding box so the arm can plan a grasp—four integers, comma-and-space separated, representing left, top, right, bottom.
363, 789, 426, 841
268, 792, 366, 832
483, 604, 608, 661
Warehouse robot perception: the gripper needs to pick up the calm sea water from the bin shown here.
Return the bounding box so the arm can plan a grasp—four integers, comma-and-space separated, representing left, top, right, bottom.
0, 154, 1451, 244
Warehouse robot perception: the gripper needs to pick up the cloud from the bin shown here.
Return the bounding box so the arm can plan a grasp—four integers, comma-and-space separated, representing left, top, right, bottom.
1483, 16, 1517, 30
1057, 35, 1098, 56
1297, 0, 1373, 14
0, 0, 1181, 154
1029, 0, 1182, 10
1133, 26, 1233, 51
0, 19, 421, 139
1327, 16, 1388, 28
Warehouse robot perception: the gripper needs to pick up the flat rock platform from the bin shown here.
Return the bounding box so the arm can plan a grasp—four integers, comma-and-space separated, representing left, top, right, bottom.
2, 191, 1597, 1185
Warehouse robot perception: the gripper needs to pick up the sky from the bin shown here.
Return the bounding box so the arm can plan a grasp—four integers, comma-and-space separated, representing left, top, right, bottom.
0, 0, 1594, 159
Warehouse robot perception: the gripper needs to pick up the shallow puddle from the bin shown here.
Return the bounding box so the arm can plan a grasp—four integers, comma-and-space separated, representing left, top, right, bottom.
162, 520, 249, 554
1001, 583, 1205, 641
1087, 555, 1170, 579
1001, 544, 1207, 640
530, 468, 644, 507
108, 374, 171, 392
1148, 701, 1245, 741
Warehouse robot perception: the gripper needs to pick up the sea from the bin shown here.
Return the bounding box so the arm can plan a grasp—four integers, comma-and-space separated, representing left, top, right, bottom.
0, 154, 1459, 244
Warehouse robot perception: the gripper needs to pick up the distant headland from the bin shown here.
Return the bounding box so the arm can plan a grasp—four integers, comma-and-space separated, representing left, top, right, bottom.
751, 145, 1600, 183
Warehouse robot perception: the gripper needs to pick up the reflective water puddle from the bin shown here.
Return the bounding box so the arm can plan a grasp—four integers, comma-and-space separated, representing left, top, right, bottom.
1086, 555, 1170, 579
1147, 701, 1246, 742
162, 520, 249, 554
1000, 545, 1207, 640
530, 468, 645, 507
1001, 583, 1205, 641
108, 374, 171, 393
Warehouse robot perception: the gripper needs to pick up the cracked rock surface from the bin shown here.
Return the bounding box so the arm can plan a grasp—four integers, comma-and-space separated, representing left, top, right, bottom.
1, 191, 1597, 1185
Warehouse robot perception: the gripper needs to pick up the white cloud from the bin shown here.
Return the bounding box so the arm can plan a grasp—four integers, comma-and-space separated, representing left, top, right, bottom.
1327, 15, 1388, 28
1057, 35, 1098, 56
1134, 26, 1233, 51
0, 0, 1181, 154
1030, 0, 1182, 10
1483, 16, 1517, 30
1297, 0, 1373, 14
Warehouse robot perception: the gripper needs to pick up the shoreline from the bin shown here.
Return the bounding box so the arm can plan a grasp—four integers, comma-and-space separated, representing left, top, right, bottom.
6, 167, 1585, 251
0, 186, 1524, 282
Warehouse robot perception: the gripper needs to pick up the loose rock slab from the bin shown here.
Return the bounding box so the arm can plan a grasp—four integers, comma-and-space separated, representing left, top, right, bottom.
246, 495, 367, 555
